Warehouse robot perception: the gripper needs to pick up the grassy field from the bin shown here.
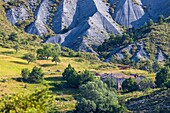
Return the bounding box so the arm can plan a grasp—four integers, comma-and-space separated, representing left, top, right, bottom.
0, 47, 156, 111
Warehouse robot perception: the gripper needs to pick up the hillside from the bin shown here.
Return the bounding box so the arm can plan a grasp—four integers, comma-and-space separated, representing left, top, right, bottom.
0, 46, 154, 112
126, 89, 170, 112
0, 0, 170, 112
2, 0, 170, 52
98, 20, 170, 66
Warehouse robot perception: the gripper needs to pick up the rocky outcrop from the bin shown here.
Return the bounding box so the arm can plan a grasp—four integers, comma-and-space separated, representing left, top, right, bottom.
108, 41, 150, 62
109, 0, 146, 28
25, 0, 54, 36
3, 0, 170, 52
156, 49, 165, 62
47, 0, 122, 51
6, 5, 30, 25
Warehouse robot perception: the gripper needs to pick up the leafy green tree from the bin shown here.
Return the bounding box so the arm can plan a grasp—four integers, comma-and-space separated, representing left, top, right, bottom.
52, 55, 61, 65
158, 15, 164, 24
43, 43, 53, 59
23, 53, 36, 64
122, 50, 131, 65
62, 64, 76, 80
148, 19, 154, 26
138, 78, 155, 90
155, 67, 170, 87
146, 60, 153, 73
37, 48, 46, 59
37, 44, 61, 59
75, 80, 124, 113
67, 71, 80, 88
29, 67, 44, 83
79, 70, 95, 85
62, 64, 80, 88
0, 89, 56, 113
103, 77, 115, 88
153, 61, 161, 72
76, 98, 96, 113
21, 68, 30, 81
122, 78, 139, 92
8, 32, 18, 41
164, 80, 170, 88
13, 44, 19, 53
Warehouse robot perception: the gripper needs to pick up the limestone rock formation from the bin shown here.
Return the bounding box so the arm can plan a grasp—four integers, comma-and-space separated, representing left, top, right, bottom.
3, 0, 170, 53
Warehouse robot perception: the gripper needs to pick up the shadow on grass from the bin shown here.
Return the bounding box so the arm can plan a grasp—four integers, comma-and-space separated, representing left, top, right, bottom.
11, 61, 28, 65
41, 64, 56, 67
1, 51, 14, 55
12, 77, 23, 82
45, 76, 78, 95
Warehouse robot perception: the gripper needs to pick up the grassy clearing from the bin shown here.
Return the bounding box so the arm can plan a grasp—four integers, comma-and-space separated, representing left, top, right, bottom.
0, 47, 156, 112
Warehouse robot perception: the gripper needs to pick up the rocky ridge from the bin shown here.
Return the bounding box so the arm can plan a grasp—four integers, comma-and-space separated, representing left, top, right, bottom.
3, 0, 170, 57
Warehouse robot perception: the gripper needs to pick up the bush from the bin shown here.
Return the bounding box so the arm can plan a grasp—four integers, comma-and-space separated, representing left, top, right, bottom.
21, 67, 44, 83
75, 80, 125, 113
23, 53, 36, 64
138, 78, 155, 90
8, 32, 18, 41
62, 65, 95, 88
122, 78, 139, 92
0, 89, 56, 113
21, 68, 30, 81
155, 67, 170, 88
29, 67, 44, 83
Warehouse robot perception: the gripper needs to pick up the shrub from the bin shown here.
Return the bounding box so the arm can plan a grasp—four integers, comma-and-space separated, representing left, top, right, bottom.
122, 78, 139, 92
75, 80, 125, 113
29, 67, 44, 83
21, 67, 44, 83
21, 68, 30, 81
155, 67, 170, 87
0, 89, 56, 112
23, 53, 36, 64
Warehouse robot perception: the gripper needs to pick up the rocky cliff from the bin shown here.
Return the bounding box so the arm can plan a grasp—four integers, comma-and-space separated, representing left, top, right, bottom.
3, 0, 170, 53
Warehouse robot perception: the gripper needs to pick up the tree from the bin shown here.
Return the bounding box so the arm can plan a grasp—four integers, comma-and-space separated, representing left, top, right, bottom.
145, 60, 153, 73
37, 44, 61, 59
148, 19, 154, 26
8, 32, 18, 41
103, 77, 115, 88
62, 65, 80, 88
62, 64, 76, 80
158, 15, 164, 24
29, 67, 44, 83
43, 44, 53, 59
21, 68, 30, 81
155, 67, 170, 87
138, 78, 155, 90
37, 48, 46, 59
75, 80, 124, 113
13, 44, 19, 53
79, 70, 95, 85
23, 53, 36, 64
67, 71, 80, 88
52, 55, 60, 65
0, 89, 56, 113
122, 78, 139, 92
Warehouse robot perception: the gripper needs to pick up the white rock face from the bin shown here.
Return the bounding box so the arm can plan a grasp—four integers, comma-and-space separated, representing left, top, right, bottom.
25, 0, 53, 36
6, 5, 30, 25
156, 49, 165, 62
47, 0, 122, 51
4, 0, 170, 51
52, 0, 78, 33
110, 0, 145, 28
109, 41, 150, 62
